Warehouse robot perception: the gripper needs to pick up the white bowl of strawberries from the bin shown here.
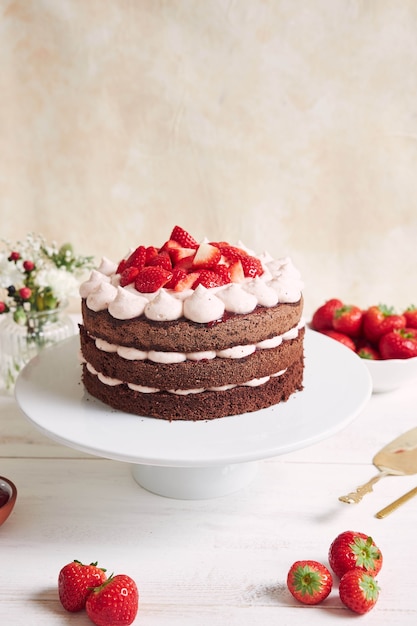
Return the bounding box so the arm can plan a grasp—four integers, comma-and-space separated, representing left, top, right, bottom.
310, 299, 417, 393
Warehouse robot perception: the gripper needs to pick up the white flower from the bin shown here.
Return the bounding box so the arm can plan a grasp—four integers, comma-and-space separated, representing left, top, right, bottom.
36, 267, 80, 301
0, 253, 24, 289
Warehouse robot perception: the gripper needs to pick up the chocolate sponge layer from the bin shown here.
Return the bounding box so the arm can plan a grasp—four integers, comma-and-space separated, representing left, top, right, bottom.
82, 356, 304, 421
81, 297, 303, 352
80, 325, 304, 390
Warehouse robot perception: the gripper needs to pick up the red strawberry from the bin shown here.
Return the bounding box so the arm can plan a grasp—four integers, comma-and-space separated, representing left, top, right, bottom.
58, 560, 107, 612
339, 569, 380, 614
170, 226, 198, 248
145, 245, 159, 264
85, 574, 138, 626
174, 254, 196, 272
147, 251, 172, 270
287, 560, 333, 605
173, 271, 201, 292
404, 305, 417, 329
134, 266, 173, 293
164, 267, 188, 290
332, 305, 363, 338
320, 329, 356, 351
192, 243, 221, 269
379, 327, 417, 359
119, 266, 140, 287
169, 246, 198, 265
116, 259, 128, 274
240, 255, 264, 278
328, 531, 383, 579
125, 245, 146, 270
229, 259, 245, 283
193, 270, 225, 289
357, 344, 380, 360
212, 264, 231, 284
311, 298, 343, 331
219, 245, 248, 262
363, 304, 406, 343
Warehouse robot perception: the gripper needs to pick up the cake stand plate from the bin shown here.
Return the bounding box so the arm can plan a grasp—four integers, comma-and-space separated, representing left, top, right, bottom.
15, 329, 372, 499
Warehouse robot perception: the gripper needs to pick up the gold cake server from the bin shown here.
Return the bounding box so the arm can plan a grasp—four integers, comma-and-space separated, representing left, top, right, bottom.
339, 427, 417, 504
375, 485, 417, 518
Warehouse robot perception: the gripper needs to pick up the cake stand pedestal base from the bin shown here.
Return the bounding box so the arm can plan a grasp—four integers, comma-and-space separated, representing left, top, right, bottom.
131, 461, 258, 499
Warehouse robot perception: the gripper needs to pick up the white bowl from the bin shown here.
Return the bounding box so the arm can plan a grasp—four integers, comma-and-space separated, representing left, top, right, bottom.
363, 355, 417, 393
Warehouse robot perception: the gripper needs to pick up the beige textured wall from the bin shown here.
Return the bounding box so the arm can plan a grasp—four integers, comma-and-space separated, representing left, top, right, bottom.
1, 0, 417, 316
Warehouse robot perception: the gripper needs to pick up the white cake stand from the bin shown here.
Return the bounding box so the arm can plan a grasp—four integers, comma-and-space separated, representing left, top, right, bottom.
15, 329, 372, 499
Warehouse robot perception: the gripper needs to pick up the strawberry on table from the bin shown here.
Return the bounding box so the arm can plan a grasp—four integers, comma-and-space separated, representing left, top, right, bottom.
339, 569, 380, 614
320, 329, 356, 351
311, 298, 343, 331
332, 304, 363, 338
362, 304, 406, 343
403, 305, 417, 329
58, 560, 107, 612
86, 574, 139, 626
287, 560, 333, 605
328, 531, 383, 579
379, 327, 417, 359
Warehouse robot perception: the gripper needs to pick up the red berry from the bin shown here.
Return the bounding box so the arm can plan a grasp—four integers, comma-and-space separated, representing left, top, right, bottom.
328, 530, 383, 579
19, 287, 32, 300
8, 251, 20, 261
0, 302, 7, 314
23, 260, 35, 271
85, 574, 139, 626
287, 560, 333, 605
58, 560, 107, 612
339, 569, 380, 614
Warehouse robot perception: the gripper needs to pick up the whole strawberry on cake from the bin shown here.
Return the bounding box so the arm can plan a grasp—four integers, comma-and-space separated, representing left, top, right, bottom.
79, 226, 305, 421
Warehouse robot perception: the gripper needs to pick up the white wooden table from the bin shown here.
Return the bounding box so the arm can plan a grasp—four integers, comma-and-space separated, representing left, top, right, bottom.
1, 330, 417, 625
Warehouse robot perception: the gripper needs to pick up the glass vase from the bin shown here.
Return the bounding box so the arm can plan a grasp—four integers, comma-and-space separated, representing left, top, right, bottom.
0, 305, 75, 393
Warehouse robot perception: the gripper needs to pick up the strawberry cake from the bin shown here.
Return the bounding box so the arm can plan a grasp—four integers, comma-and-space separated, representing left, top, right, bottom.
79, 226, 305, 421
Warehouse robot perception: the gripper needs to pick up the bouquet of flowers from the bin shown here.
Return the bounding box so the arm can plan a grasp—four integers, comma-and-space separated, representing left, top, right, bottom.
0, 233, 95, 322
0, 234, 95, 391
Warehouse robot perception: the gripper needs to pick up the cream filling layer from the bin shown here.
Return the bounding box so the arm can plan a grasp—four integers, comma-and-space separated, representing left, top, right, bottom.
90, 320, 305, 364
84, 360, 287, 395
